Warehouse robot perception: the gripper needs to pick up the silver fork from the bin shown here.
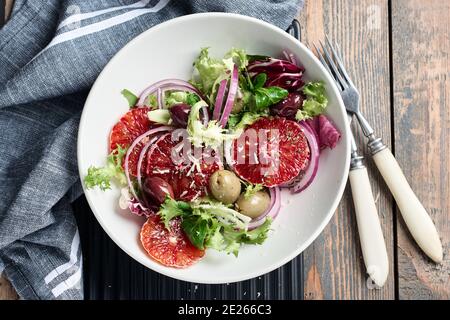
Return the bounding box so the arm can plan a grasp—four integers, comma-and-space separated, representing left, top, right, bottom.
316, 37, 443, 264
313, 41, 389, 287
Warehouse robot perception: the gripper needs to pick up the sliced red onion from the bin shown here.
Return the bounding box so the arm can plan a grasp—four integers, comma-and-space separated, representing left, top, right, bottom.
137, 133, 170, 181
201, 105, 210, 126
219, 65, 239, 127
136, 134, 162, 205
124, 126, 173, 204
157, 88, 163, 109
291, 122, 320, 193
248, 187, 281, 230
213, 79, 227, 121
137, 79, 203, 107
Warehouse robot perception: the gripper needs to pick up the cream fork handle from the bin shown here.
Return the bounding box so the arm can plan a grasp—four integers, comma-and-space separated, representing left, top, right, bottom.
373, 148, 443, 263
349, 167, 389, 287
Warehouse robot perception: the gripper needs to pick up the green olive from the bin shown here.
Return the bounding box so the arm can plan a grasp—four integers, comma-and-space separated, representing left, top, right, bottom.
209, 170, 241, 204
235, 191, 270, 219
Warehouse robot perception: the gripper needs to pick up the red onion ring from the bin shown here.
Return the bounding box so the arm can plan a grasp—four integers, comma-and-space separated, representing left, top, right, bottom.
124, 126, 173, 204
146, 132, 171, 169
213, 79, 227, 120
156, 88, 163, 109
219, 65, 239, 127
136, 134, 163, 205
291, 122, 320, 193
248, 187, 281, 230
200, 105, 210, 127
137, 79, 203, 107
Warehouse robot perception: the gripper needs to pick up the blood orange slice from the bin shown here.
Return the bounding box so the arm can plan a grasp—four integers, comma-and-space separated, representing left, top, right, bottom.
145, 133, 221, 201
140, 215, 205, 268
109, 108, 159, 175
109, 108, 155, 151
233, 117, 310, 187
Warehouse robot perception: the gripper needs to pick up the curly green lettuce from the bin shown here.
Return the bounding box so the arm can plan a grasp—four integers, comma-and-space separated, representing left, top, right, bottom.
84, 145, 127, 191
165, 91, 200, 107
192, 48, 229, 96
158, 196, 272, 256
296, 81, 329, 121
187, 100, 242, 148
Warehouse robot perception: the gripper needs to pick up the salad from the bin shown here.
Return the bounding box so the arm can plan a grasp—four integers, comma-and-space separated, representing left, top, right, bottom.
84, 48, 341, 268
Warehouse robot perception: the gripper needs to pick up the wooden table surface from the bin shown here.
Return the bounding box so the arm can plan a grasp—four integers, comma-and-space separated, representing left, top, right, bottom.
0, 0, 448, 300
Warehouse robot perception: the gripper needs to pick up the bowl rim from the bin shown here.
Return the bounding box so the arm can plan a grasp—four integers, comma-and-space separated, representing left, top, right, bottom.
78, 12, 351, 284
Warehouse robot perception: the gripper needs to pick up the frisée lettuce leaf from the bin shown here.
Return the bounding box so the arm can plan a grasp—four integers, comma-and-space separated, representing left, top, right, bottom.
165, 91, 200, 107
187, 100, 242, 148
227, 111, 264, 130
224, 48, 249, 70
191, 48, 229, 95
296, 81, 329, 121
157, 196, 272, 255
84, 145, 127, 191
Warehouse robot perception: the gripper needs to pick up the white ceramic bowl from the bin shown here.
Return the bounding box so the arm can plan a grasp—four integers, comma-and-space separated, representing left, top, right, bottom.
78, 13, 350, 284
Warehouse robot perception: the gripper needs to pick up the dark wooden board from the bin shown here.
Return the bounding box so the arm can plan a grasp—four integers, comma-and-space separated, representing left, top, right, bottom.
391, 0, 450, 300
298, 0, 395, 299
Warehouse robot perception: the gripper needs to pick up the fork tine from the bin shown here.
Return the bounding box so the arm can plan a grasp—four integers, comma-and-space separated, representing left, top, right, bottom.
319, 40, 349, 89
324, 35, 355, 87
312, 43, 334, 77
313, 42, 343, 90
327, 35, 344, 61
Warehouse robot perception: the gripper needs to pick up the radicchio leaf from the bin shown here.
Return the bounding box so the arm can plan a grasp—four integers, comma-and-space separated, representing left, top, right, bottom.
307, 115, 341, 150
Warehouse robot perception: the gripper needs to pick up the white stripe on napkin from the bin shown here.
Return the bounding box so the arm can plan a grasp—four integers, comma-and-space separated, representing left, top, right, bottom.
51, 259, 83, 298
57, 0, 151, 30
28, 0, 170, 64
44, 230, 80, 284
47, 0, 170, 50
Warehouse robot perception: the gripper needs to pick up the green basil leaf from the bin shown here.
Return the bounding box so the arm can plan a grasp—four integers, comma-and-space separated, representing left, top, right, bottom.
252, 73, 267, 89
181, 215, 210, 250
253, 86, 288, 112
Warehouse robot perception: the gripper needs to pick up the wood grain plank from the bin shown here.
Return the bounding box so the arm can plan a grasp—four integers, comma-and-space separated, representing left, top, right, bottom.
5, 0, 12, 20
391, 0, 450, 300
0, 275, 18, 300
298, 0, 395, 299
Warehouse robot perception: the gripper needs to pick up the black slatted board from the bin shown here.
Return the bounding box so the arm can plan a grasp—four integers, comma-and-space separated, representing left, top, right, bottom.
1, 0, 5, 28
73, 20, 304, 300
